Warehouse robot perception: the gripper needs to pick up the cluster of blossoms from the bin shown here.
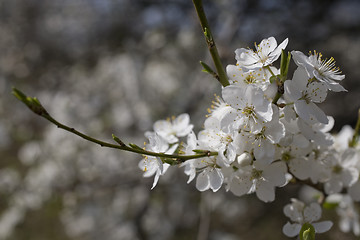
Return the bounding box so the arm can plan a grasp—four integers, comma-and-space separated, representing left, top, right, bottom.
139, 37, 360, 238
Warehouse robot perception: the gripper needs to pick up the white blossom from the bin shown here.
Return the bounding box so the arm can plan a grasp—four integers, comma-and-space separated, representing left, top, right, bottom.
228, 160, 287, 202
138, 132, 177, 189
153, 113, 193, 144
283, 199, 333, 237
235, 37, 288, 70
221, 84, 273, 132
284, 67, 329, 124
291, 50, 346, 92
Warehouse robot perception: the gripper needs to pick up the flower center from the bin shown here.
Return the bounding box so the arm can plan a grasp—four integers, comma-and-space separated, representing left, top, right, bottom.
251, 168, 263, 180
242, 105, 257, 119
332, 164, 343, 174
282, 152, 292, 162
244, 74, 256, 84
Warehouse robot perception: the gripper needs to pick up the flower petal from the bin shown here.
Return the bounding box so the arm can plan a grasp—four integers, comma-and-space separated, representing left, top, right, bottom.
304, 203, 322, 222
196, 170, 210, 192
256, 180, 275, 202
208, 169, 224, 192
262, 161, 287, 187
282, 222, 301, 237
313, 221, 333, 233
229, 175, 252, 197
348, 181, 360, 201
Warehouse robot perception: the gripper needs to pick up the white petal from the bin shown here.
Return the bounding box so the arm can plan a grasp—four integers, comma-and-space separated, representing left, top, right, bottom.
186, 131, 197, 151
339, 218, 351, 233
341, 149, 358, 167
229, 175, 253, 197
262, 161, 287, 187
324, 177, 343, 194
282, 222, 301, 237
256, 180, 275, 202
156, 157, 164, 173
235, 48, 262, 69
182, 161, 196, 184
224, 143, 237, 165
325, 81, 347, 92
292, 134, 310, 148
313, 221, 333, 233
304, 202, 322, 222
173, 113, 190, 129
153, 121, 171, 135
268, 38, 288, 63
266, 120, 285, 144
174, 113, 193, 137
295, 100, 328, 125
348, 181, 360, 201
208, 169, 224, 192
306, 82, 328, 103
196, 171, 210, 192
151, 169, 161, 189
250, 88, 273, 122
289, 157, 311, 180
298, 119, 333, 146
222, 85, 246, 109
341, 168, 359, 187
284, 202, 303, 222
291, 67, 309, 90
204, 116, 220, 130
258, 37, 277, 56
220, 109, 238, 131
291, 51, 315, 78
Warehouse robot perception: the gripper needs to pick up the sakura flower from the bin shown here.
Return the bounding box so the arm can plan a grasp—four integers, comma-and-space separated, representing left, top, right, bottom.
153, 113, 193, 144
221, 84, 273, 132
206, 94, 233, 123
288, 151, 331, 184
336, 195, 360, 236
292, 50, 346, 92
283, 199, 333, 237
235, 36, 288, 70
326, 194, 360, 236
198, 116, 238, 166
236, 105, 285, 164
138, 132, 178, 189
181, 131, 198, 184
195, 159, 224, 192
334, 125, 355, 151
297, 117, 334, 146
323, 149, 359, 194
228, 160, 287, 202
226, 65, 270, 91
284, 67, 329, 124
182, 129, 225, 192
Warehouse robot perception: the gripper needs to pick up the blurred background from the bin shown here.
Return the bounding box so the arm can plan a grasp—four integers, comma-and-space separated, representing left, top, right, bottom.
1, 0, 360, 239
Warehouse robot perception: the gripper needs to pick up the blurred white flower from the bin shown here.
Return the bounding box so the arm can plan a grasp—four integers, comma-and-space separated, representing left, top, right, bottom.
283, 199, 332, 237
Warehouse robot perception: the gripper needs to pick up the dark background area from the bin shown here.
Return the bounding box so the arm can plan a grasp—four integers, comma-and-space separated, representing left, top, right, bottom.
0, 0, 360, 239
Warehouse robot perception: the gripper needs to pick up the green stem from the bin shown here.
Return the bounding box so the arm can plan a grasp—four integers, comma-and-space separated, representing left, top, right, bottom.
349, 109, 360, 148
272, 92, 282, 104
12, 88, 218, 163
265, 66, 276, 77
192, 0, 229, 87
45, 114, 216, 161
